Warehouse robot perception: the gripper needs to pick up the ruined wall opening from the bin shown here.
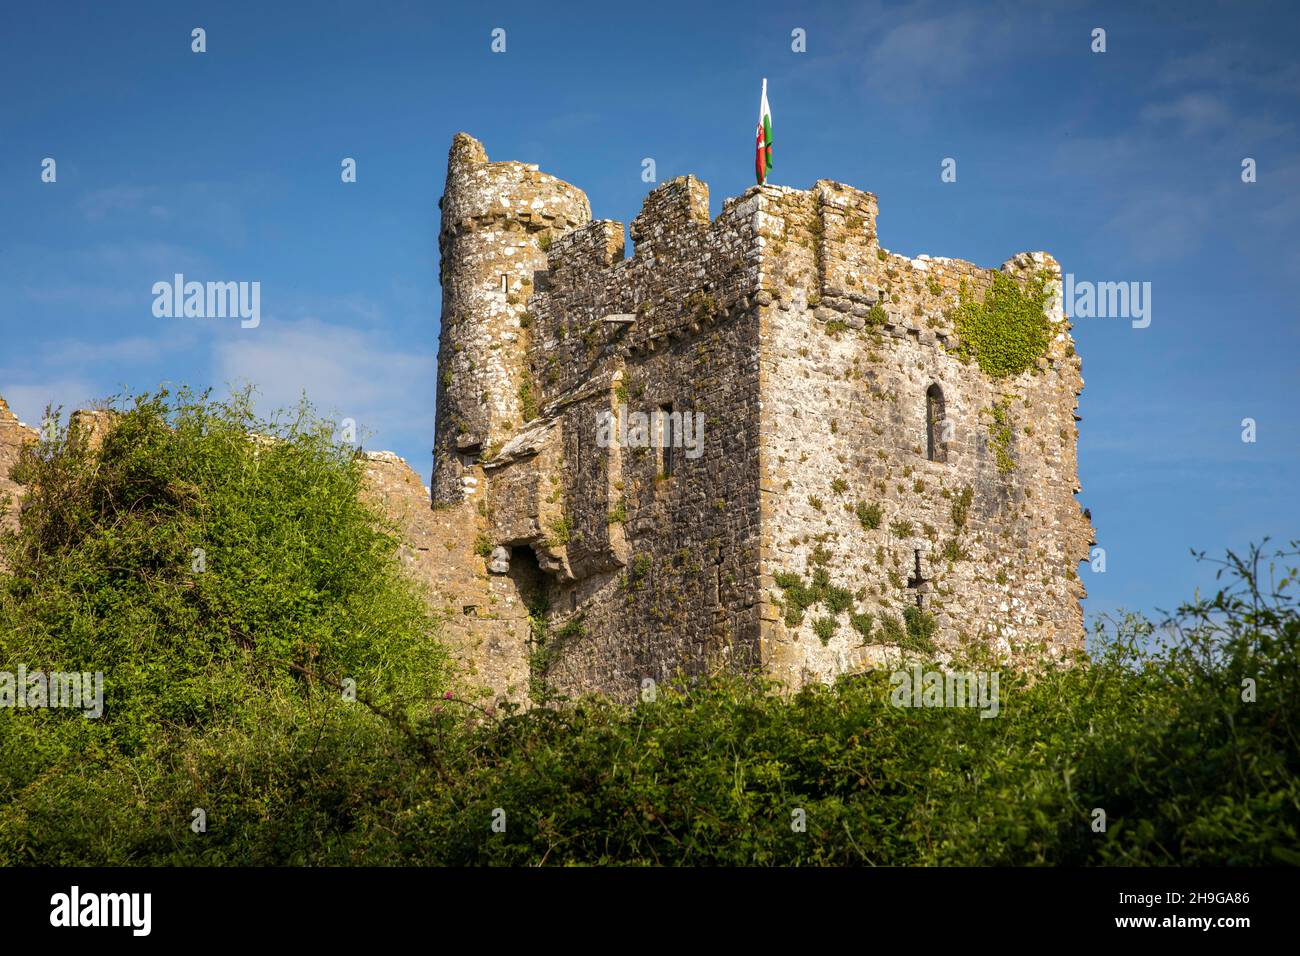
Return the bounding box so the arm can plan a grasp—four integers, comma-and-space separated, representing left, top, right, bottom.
926, 384, 947, 463
508, 545, 547, 608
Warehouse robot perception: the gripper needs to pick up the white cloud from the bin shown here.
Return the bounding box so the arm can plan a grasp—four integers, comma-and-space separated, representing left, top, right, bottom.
211, 316, 433, 458
863, 9, 1017, 103
0, 378, 100, 428
1138, 93, 1233, 137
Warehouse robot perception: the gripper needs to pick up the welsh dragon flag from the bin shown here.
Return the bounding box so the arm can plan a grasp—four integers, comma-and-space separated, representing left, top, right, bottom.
755, 78, 773, 184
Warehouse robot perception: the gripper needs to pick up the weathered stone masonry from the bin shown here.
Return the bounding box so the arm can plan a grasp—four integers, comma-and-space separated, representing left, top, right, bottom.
429, 134, 1093, 701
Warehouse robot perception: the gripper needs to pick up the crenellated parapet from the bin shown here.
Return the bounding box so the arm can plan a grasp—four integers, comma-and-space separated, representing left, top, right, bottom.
526, 178, 764, 412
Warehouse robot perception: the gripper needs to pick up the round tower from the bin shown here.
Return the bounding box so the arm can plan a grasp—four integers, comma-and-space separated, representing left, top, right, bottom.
432, 133, 590, 505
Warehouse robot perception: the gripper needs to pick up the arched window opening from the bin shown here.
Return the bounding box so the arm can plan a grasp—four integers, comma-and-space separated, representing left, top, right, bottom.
926, 384, 947, 463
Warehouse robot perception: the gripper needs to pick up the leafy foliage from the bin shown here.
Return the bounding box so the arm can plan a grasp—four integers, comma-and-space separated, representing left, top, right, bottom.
856, 500, 883, 530
0, 388, 450, 862
1, 392, 1295, 865
988, 401, 1016, 474
952, 271, 1052, 378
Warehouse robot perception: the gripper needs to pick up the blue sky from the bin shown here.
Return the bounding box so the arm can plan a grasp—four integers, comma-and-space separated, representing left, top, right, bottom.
1, 0, 1296, 624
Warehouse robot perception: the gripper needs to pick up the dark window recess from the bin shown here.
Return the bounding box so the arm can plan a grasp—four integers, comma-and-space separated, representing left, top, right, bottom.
925, 384, 947, 463
458, 441, 483, 468
906, 550, 929, 608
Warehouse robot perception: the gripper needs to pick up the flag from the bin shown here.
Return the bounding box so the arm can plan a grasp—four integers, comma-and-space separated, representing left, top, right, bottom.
755, 78, 773, 184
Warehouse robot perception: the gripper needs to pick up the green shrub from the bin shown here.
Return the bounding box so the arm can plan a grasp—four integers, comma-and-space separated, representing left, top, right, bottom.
518, 374, 538, 422
0, 387, 451, 863
950, 485, 973, 529
856, 501, 883, 530
988, 403, 1015, 474
825, 585, 854, 615
812, 616, 838, 644
2, 401, 1295, 866
901, 605, 937, 652
877, 611, 905, 645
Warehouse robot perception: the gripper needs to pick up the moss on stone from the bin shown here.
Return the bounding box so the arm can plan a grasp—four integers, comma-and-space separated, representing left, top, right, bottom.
951, 484, 973, 528
518, 373, 539, 422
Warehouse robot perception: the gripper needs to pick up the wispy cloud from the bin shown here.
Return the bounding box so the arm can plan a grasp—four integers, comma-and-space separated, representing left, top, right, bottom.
1156, 41, 1300, 98
0, 378, 100, 427
1138, 92, 1233, 137
861, 8, 1020, 104
77, 182, 250, 246
211, 316, 433, 460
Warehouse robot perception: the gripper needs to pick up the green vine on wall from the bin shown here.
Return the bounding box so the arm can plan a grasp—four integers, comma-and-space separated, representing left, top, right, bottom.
951, 271, 1053, 378
988, 402, 1015, 474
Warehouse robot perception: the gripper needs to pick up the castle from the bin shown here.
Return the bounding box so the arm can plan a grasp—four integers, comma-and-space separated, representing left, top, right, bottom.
0, 133, 1094, 704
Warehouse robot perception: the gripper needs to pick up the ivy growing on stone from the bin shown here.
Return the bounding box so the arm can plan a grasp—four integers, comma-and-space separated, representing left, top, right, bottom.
988, 402, 1015, 474
951, 271, 1053, 378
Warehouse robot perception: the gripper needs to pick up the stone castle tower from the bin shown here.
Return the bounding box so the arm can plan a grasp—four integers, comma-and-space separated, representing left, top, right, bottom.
432, 134, 590, 505
431, 133, 1094, 701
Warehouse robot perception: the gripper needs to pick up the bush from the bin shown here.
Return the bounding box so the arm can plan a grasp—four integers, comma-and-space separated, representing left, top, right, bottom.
0, 388, 451, 863
1, 393, 1295, 865
952, 271, 1053, 378
856, 501, 883, 530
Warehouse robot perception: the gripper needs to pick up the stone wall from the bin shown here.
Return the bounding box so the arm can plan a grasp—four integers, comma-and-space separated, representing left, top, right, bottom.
360, 450, 533, 699
753, 183, 1092, 685
0, 397, 37, 549
474, 174, 769, 701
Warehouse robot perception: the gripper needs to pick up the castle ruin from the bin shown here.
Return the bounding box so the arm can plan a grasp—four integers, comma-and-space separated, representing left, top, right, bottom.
0, 133, 1094, 704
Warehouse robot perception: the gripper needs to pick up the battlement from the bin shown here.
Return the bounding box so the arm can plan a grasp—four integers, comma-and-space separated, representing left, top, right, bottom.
525, 171, 1069, 412
439, 132, 590, 237
527, 179, 764, 405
